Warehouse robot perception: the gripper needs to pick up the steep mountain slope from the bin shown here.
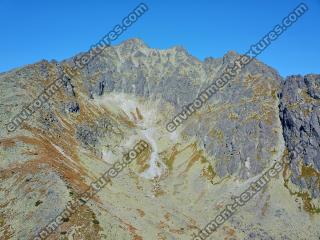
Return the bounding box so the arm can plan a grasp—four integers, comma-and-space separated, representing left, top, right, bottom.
0, 39, 319, 240
280, 75, 320, 209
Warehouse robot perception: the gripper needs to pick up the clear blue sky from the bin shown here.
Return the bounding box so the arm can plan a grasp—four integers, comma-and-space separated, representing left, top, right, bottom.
0, 0, 319, 77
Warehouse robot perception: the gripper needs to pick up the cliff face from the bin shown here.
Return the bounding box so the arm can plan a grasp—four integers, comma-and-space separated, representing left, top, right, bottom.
279, 75, 320, 200
0, 39, 319, 239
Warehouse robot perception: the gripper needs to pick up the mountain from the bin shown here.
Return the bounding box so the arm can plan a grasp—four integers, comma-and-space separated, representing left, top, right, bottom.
0, 38, 319, 240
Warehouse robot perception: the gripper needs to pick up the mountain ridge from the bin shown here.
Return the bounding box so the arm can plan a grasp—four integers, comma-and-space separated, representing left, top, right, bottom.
0, 38, 319, 240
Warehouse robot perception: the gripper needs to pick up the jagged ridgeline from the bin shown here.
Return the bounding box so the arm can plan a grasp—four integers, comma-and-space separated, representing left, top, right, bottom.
0, 39, 319, 239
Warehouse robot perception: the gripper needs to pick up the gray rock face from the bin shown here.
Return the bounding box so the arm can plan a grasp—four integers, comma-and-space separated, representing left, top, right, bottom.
279, 75, 320, 198
305, 74, 320, 99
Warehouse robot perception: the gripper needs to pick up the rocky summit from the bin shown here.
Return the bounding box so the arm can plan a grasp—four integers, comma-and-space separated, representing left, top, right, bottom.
0, 38, 319, 239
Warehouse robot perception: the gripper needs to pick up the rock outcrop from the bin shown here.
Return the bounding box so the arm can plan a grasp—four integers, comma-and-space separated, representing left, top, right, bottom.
280, 75, 320, 201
